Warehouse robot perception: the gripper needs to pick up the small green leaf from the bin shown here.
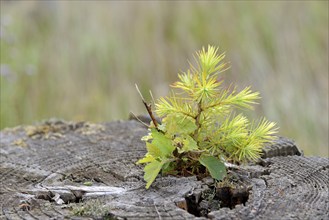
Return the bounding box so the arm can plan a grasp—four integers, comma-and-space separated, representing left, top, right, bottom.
144, 160, 164, 189
141, 133, 152, 141
157, 123, 166, 132
174, 135, 198, 153
182, 135, 198, 152
151, 129, 175, 156
163, 114, 197, 135
83, 181, 93, 186
136, 153, 155, 164
199, 155, 226, 181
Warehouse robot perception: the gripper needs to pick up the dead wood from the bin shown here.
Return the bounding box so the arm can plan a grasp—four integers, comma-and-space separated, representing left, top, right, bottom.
0, 119, 328, 219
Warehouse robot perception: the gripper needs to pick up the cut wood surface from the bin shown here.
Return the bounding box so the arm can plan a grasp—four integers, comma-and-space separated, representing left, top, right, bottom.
0, 119, 328, 220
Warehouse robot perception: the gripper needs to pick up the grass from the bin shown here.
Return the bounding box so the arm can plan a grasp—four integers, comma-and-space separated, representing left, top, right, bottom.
0, 1, 328, 156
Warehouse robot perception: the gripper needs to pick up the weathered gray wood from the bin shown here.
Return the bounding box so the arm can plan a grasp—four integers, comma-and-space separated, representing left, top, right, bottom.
0, 120, 328, 220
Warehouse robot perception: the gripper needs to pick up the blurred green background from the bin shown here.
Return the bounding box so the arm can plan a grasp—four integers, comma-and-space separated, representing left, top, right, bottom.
0, 1, 328, 156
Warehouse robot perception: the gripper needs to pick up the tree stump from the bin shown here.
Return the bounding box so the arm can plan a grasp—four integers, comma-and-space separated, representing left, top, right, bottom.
0, 119, 328, 219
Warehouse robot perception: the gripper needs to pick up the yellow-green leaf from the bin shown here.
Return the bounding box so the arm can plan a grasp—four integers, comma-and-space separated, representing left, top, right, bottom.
144, 160, 164, 189
146, 142, 162, 158
151, 129, 175, 156
163, 114, 197, 135
181, 135, 198, 152
136, 154, 155, 164
83, 181, 93, 186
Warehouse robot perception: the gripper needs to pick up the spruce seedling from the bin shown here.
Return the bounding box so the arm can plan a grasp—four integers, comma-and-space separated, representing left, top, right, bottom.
137, 45, 278, 189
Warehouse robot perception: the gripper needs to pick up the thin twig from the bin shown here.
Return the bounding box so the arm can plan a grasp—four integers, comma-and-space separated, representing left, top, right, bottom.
149, 90, 156, 105
129, 112, 149, 128
135, 84, 159, 130
153, 203, 162, 220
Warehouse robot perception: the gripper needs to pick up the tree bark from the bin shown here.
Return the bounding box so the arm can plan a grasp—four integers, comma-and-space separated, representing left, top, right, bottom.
0, 120, 328, 219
